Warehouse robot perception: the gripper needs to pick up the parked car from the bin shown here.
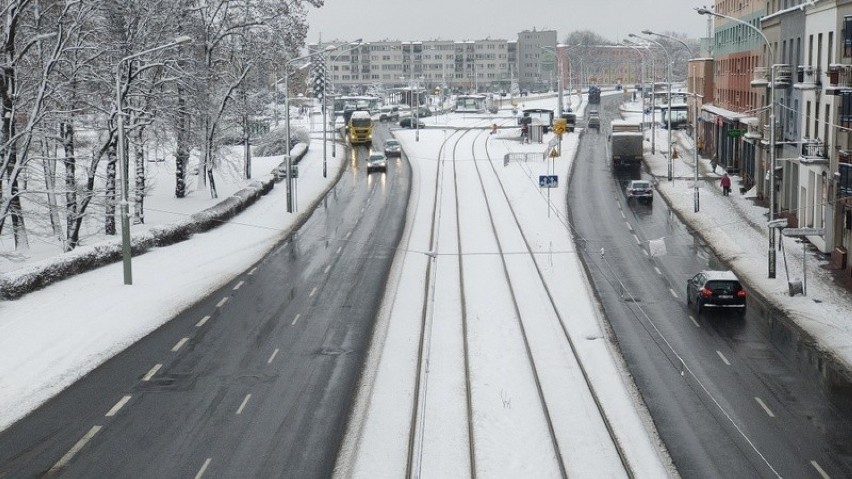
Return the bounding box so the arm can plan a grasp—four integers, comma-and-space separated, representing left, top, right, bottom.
399, 117, 425, 129
366, 153, 388, 173
626, 180, 653, 203
686, 270, 747, 315
378, 105, 400, 122
383, 138, 402, 157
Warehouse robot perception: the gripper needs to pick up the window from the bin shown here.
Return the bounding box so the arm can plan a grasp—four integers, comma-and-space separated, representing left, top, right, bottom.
840, 163, 852, 198
845, 16, 852, 57
840, 91, 852, 129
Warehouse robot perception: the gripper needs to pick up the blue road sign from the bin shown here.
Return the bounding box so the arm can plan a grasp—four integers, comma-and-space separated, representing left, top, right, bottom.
539, 175, 558, 188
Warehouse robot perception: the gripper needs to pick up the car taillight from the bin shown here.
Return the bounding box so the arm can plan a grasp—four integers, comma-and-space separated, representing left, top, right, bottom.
737, 290, 747, 298
700, 287, 713, 298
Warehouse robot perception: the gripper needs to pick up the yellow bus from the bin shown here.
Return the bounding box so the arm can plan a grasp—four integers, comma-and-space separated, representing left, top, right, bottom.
348, 110, 373, 146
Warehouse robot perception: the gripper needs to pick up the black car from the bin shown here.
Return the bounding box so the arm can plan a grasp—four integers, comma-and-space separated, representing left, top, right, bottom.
399, 118, 425, 129
687, 270, 747, 315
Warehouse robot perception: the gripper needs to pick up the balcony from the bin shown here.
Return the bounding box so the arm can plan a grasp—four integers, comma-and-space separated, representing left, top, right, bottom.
744, 121, 763, 140
800, 139, 829, 164
751, 65, 792, 89
827, 64, 852, 90
794, 65, 820, 90
761, 121, 781, 145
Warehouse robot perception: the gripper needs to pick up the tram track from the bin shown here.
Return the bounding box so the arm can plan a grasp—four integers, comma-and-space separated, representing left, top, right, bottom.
404, 118, 633, 478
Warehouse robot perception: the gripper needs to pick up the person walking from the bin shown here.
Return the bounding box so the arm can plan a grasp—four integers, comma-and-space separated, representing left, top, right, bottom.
720, 173, 732, 196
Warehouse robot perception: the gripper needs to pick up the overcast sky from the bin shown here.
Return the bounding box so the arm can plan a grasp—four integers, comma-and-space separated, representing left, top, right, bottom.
306, 0, 711, 44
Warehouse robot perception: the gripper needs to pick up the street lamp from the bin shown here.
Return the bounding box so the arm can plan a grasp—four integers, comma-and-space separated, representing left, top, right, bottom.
540, 45, 566, 117
624, 39, 657, 154
631, 33, 673, 181
619, 42, 648, 128
323, 40, 363, 176
697, 7, 778, 279
644, 30, 701, 212
284, 39, 361, 213
115, 35, 192, 285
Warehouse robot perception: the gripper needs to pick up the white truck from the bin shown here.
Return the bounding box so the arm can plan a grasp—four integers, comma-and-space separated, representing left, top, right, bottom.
610, 119, 644, 168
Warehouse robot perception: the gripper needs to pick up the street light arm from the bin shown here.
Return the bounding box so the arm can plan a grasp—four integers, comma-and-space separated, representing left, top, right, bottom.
643, 29, 695, 57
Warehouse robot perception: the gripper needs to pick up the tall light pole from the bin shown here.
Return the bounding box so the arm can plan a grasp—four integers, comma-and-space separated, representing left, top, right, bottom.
540, 45, 565, 117
619, 43, 647, 127
644, 30, 700, 211
698, 7, 778, 278
115, 35, 191, 285
632, 33, 673, 180
284, 39, 361, 212
625, 38, 656, 154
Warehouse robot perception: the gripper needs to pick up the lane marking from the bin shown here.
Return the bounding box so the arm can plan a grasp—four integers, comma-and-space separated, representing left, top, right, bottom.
309, 287, 318, 297
811, 460, 830, 479
346, 231, 352, 239
292, 313, 301, 326
324, 265, 331, 274
654, 266, 662, 275
248, 267, 258, 275
105, 395, 132, 417
336, 246, 343, 254
633, 234, 641, 245
625, 222, 633, 232
236, 394, 252, 415
669, 288, 678, 298
620, 210, 626, 220
233, 280, 245, 291
688, 315, 700, 327
642, 249, 649, 256
172, 337, 189, 352
216, 297, 229, 308
195, 458, 212, 479
196, 315, 211, 328
754, 397, 776, 418
267, 348, 280, 364
716, 351, 731, 366
48, 425, 102, 474
142, 364, 162, 382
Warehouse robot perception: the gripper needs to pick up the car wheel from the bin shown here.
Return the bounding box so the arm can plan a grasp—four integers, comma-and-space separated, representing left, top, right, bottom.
686, 289, 692, 304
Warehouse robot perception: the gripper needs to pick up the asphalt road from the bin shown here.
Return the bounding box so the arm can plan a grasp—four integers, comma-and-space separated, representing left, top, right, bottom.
0, 126, 410, 478
568, 96, 852, 478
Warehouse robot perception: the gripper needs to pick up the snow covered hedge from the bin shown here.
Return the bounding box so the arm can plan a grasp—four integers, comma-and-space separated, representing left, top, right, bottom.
0, 145, 307, 300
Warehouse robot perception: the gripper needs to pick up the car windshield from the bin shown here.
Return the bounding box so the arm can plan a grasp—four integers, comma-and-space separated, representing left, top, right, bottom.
385, 140, 399, 147
632, 182, 650, 189
369, 155, 384, 161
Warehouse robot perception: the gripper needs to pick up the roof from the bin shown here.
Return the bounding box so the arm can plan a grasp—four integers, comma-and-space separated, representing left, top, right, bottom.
701, 270, 739, 281
350, 111, 371, 119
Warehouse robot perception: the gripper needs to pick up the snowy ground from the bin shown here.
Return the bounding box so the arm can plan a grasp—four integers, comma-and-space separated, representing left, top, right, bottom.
335, 94, 672, 478
619, 101, 852, 373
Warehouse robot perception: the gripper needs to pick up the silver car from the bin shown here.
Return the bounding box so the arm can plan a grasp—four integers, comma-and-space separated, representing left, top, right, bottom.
383, 139, 402, 157
366, 153, 388, 173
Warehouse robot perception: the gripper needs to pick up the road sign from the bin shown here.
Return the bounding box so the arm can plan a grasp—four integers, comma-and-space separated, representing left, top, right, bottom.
549, 149, 560, 158
539, 175, 558, 188
781, 227, 823, 237
553, 118, 567, 135
767, 218, 788, 228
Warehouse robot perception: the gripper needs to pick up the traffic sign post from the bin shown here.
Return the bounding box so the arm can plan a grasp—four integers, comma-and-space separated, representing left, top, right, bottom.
780, 227, 823, 297
539, 175, 558, 188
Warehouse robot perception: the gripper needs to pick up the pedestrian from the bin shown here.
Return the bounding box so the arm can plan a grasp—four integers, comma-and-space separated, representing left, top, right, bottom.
521, 123, 529, 143
710, 153, 718, 173
720, 173, 732, 196
491, 123, 498, 135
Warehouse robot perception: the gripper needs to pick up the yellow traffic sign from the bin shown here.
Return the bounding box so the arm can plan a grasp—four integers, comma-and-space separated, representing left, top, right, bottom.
549, 148, 560, 158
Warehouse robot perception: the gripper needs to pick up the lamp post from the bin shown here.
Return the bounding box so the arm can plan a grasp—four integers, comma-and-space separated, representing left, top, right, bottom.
115, 36, 191, 285
698, 7, 778, 279
632, 33, 673, 181
625, 38, 656, 154
284, 39, 361, 212
540, 45, 565, 117
619, 42, 647, 128
644, 30, 700, 211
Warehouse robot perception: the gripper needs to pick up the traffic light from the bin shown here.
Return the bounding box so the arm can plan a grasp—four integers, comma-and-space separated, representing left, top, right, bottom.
312, 56, 327, 100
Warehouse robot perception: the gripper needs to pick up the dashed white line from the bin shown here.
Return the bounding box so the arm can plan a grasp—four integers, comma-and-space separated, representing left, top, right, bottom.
48, 425, 102, 474
716, 351, 731, 366
620, 210, 626, 219
172, 337, 189, 352
142, 364, 162, 381
248, 266, 258, 275
688, 315, 700, 327
233, 280, 245, 291
196, 315, 211, 327
754, 397, 776, 417
292, 313, 301, 326
345, 231, 352, 239
309, 286, 318, 297
216, 297, 229, 308
267, 348, 280, 364
669, 288, 678, 298
633, 234, 641, 245
654, 266, 662, 275
105, 395, 132, 417
195, 458, 212, 479
324, 265, 331, 274
236, 394, 252, 415
811, 460, 830, 479
625, 222, 633, 232
336, 246, 343, 254
642, 249, 649, 256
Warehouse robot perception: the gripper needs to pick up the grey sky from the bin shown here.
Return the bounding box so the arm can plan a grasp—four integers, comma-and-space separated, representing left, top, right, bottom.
307, 0, 711, 44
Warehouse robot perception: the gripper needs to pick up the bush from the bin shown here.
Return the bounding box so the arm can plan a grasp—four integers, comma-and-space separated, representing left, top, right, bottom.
255, 126, 309, 157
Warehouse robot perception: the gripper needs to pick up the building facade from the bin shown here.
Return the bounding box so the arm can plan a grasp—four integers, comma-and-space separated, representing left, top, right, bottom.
517, 29, 558, 91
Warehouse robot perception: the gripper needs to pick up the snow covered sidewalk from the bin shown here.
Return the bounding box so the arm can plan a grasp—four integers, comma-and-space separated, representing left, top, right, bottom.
621, 104, 852, 373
